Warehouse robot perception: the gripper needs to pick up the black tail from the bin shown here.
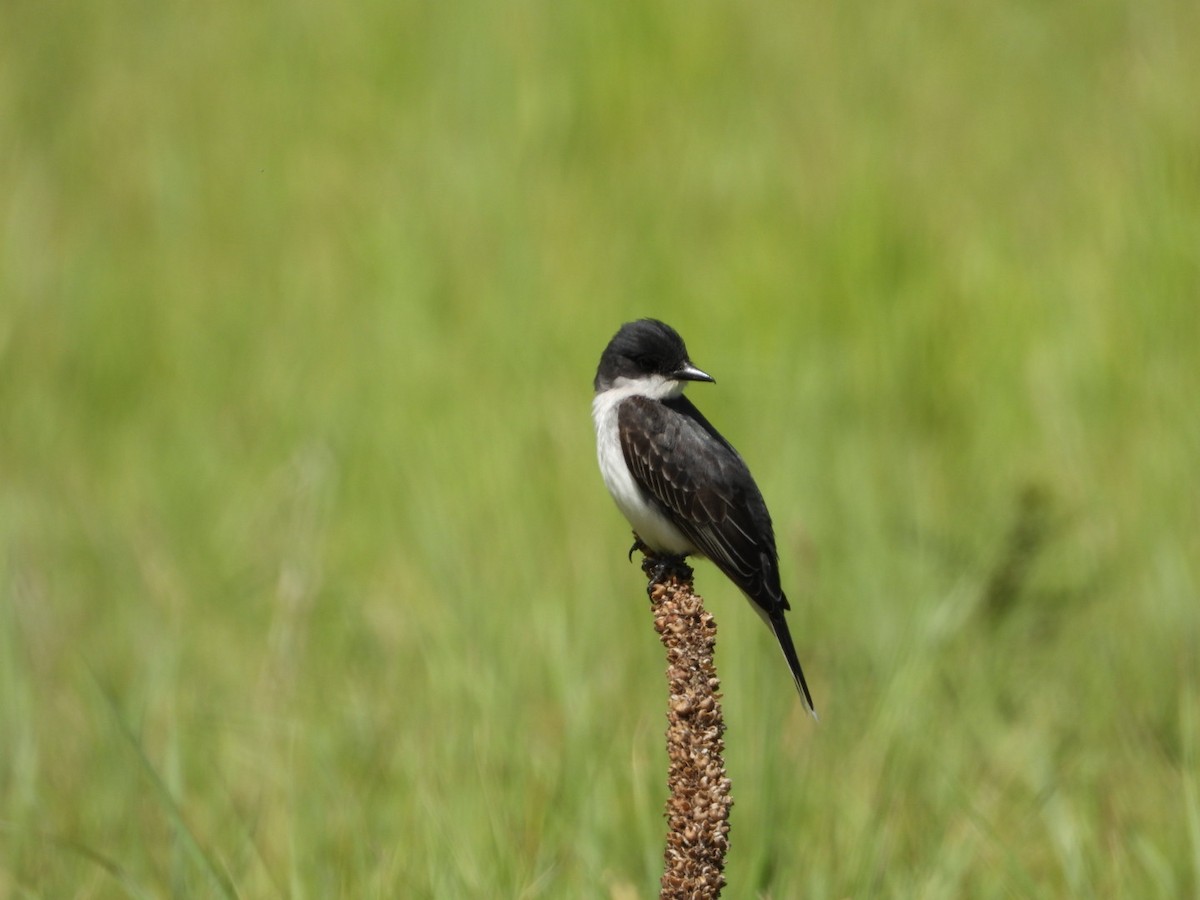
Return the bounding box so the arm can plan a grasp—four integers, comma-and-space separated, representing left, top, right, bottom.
768, 611, 818, 720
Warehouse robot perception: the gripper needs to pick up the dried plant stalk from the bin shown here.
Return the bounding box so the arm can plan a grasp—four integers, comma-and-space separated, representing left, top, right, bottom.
642, 553, 732, 900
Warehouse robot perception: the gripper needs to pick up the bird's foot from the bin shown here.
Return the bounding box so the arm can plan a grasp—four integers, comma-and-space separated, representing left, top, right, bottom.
641, 551, 693, 586
627, 533, 692, 585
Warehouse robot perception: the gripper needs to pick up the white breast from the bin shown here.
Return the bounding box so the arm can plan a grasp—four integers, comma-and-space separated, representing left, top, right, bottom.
591, 381, 696, 555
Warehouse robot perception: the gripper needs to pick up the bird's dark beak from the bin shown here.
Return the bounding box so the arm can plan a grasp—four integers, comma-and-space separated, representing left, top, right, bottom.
674, 362, 716, 384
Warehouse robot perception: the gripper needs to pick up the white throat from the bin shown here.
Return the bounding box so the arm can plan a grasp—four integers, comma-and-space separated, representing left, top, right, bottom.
602, 373, 686, 402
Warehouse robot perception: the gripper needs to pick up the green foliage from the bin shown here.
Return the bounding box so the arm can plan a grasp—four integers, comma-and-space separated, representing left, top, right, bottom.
2, 0, 1198, 895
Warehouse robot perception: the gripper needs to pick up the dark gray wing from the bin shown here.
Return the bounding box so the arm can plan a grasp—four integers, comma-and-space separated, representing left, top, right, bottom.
618, 394, 788, 613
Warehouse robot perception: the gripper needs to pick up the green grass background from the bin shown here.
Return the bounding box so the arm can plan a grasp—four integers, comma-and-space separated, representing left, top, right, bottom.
2, 0, 1198, 896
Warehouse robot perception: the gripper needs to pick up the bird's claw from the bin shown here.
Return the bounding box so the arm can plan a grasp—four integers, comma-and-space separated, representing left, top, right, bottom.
628, 534, 652, 562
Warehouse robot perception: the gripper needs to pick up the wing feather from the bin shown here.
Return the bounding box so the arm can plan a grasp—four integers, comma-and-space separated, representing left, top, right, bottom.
618, 394, 788, 613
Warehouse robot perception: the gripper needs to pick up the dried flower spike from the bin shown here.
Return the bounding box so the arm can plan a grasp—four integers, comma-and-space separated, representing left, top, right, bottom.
641, 554, 732, 900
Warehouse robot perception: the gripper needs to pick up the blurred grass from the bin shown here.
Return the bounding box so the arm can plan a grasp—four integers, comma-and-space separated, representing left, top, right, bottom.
2, 0, 1198, 895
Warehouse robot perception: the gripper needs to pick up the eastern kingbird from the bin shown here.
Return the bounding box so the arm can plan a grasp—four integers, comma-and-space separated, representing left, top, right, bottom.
592, 318, 817, 717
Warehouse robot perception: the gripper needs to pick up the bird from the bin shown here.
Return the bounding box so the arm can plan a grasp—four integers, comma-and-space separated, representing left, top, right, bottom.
592, 318, 816, 717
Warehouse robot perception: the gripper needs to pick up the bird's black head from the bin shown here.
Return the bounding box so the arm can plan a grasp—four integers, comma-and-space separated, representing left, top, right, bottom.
593, 318, 715, 393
